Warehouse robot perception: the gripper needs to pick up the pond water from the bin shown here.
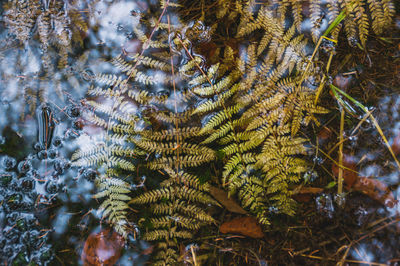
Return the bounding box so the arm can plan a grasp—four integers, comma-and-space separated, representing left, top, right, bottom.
0, 0, 399, 265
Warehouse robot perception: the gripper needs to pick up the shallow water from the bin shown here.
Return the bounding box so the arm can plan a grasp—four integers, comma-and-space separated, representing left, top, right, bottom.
0, 0, 399, 265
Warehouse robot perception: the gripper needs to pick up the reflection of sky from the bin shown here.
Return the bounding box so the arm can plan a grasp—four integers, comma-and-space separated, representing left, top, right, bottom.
351, 243, 375, 263
0, 0, 399, 265
93, 1, 140, 50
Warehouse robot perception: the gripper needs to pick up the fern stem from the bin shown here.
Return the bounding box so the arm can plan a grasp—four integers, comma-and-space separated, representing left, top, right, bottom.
167, 14, 181, 172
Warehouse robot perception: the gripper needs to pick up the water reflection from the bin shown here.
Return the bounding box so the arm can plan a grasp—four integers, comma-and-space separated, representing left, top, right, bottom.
0, 0, 399, 265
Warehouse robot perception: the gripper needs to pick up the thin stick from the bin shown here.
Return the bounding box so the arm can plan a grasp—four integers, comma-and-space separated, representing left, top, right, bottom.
299, 254, 387, 266
314, 51, 334, 105
338, 108, 345, 194
191, 245, 198, 266
331, 84, 400, 170
167, 15, 180, 172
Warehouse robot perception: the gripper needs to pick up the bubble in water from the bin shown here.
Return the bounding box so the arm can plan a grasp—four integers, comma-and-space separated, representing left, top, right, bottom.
53, 160, 67, 174
303, 170, 318, 183
45, 181, 59, 194
81, 168, 98, 181
2, 156, 16, 170
334, 193, 346, 207
20, 178, 35, 192
68, 106, 81, 117
33, 142, 42, 150
52, 136, 62, 147
47, 148, 57, 159
313, 156, 323, 165
37, 150, 48, 160
315, 193, 335, 219
18, 160, 32, 174
117, 24, 124, 31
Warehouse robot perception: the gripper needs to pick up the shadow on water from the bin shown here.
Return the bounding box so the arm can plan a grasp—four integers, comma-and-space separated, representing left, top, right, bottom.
0, 0, 399, 265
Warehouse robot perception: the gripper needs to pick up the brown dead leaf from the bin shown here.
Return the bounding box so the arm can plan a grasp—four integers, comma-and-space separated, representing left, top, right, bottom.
219, 216, 264, 238
81, 229, 125, 266
209, 186, 247, 214
353, 177, 398, 208
292, 187, 324, 202
293, 187, 324, 194
391, 133, 400, 156
332, 154, 397, 208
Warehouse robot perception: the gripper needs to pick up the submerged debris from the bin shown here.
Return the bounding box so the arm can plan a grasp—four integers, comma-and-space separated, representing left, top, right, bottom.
219, 216, 264, 239
81, 229, 125, 266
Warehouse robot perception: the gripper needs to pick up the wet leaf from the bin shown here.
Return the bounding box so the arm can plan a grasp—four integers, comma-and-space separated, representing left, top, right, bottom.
391, 133, 400, 156
209, 186, 247, 214
332, 154, 397, 208
353, 177, 398, 208
325, 181, 337, 189
81, 229, 125, 266
219, 216, 264, 238
294, 187, 324, 194
292, 186, 325, 202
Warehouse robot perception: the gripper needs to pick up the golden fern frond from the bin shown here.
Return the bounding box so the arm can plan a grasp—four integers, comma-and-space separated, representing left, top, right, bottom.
238, 176, 270, 225
199, 104, 242, 134
153, 109, 192, 124
310, 0, 322, 43
368, 0, 395, 34
149, 216, 202, 230
87, 85, 121, 98
139, 127, 201, 141
192, 70, 241, 97
95, 73, 128, 89
253, 125, 309, 217
147, 154, 216, 170
193, 84, 239, 115
113, 54, 171, 74
161, 168, 211, 191
94, 174, 132, 237
152, 201, 216, 223
130, 168, 216, 261
127, 89, 167, 105
133, 139, 212, 156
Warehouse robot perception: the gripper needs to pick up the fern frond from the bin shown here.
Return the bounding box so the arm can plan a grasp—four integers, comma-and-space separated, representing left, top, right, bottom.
148, 154, 215, 170
130, 168, 216, 261
95, 175, 132, 237
139, 127, 201, 141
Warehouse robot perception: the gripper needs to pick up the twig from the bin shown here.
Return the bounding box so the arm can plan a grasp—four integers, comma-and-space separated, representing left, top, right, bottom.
299, 254, 388, 266
338, 108, 345, 194
191, 245, 198, 266
330, 84, 400, 170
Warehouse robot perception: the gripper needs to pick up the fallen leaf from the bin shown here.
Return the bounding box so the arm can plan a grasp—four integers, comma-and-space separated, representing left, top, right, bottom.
318, 126, 333, 145
331, 154, 397, 208
391, 133, 400, 156
292, 193, 312, 202
209, 186, 247, 214
293, 187, 324, 194
333, 73, 355, 91
81, 229, 125, 266
353, 177, 398, 208
292, 187, 324, 202
219, 216, 264, 238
